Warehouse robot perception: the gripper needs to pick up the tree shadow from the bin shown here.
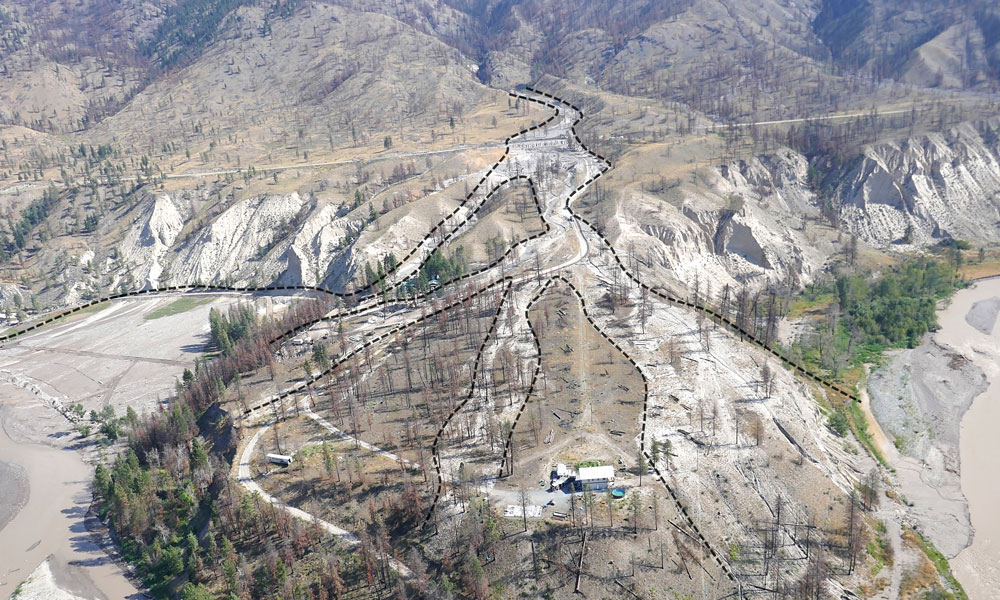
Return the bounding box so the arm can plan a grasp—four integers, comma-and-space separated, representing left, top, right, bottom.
180, 331, 212, 354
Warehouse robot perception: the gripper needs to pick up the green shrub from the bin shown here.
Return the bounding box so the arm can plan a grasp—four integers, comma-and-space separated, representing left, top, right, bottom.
828, 410, 850, 437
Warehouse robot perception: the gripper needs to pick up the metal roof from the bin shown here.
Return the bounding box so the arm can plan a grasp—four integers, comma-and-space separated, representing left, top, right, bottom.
578, 465, 615, 481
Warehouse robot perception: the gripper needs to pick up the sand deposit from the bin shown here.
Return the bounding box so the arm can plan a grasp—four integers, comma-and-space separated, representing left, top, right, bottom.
0, 292, 292, 598
868, 339, 986, 558
0, 459, 28, 533
964, 296, 1000, 335
10, 560, 89, 600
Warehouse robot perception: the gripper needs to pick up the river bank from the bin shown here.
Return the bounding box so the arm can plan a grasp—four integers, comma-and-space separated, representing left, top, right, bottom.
867, 338, 985, 559
868, 277, 1000, 599
0, 293, 297, 598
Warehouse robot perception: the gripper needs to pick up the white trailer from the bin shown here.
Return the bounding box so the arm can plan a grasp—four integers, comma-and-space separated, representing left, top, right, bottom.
266, 453, 294, 466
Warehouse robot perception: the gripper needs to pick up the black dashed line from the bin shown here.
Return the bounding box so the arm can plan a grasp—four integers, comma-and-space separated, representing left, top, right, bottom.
5, 88, 837, 586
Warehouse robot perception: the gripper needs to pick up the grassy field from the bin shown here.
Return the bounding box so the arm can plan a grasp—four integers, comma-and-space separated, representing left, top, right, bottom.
959, 255, 1000, 280
787, 291, 836, 320
504, 282, 645, 490
144, 297, 214, 320
77, 301, 111, 315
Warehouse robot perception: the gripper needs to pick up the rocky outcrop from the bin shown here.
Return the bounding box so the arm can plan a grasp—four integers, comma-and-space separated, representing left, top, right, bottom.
701, 121, 1000, 264
283, 204, 357, 287
835, 120, 1000, 246
169, 193, 307, 286
716, 218, 771, 269
112, 191, 373, 292
712, 122, 1000, 256
0, 284, 24, 311
645, 119, 1000, 294
612, 149, 830, 295
118, 194, 185, 288
94, 120, 1000, 305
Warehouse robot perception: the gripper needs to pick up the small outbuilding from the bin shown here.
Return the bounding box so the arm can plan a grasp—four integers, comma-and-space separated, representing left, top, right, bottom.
550, 463, 573, 489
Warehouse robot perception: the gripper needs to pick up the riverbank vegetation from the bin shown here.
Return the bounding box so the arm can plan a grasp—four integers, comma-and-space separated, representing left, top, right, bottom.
782, 257, 964, 467
905, 527, 968, 600
788, 258, 963, 384
93, 297, 345, 599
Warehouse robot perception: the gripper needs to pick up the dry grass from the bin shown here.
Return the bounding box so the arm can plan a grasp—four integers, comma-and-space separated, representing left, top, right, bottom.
504, 282, 645, 491
899, 555, 941, 599
446, 180, 546, 267
959, 255, 1000, 280
306, 290, 511, 469
255, 415, 430, 548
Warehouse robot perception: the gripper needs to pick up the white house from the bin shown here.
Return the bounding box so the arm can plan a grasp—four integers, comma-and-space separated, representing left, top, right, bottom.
577, 465, 615, 492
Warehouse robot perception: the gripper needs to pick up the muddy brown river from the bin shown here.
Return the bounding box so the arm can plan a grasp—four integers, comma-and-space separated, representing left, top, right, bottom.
0, 384, 140, 599
937, 278, 1000, 599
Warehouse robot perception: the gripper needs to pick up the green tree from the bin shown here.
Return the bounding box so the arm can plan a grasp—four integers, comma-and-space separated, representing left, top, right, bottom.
190, 438, 208, 470
322, 441, 335, 479
70, 403, 86, 420
184, 532, 200, 568
180, 582, 213, 600
125, 406, 139, 427
99, 420, 119, 441
312, 343, 329, 372
94, 464, 110, 498
157, 544, 185, 578
636, 444, 646, 485
364, 262, 378, 287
